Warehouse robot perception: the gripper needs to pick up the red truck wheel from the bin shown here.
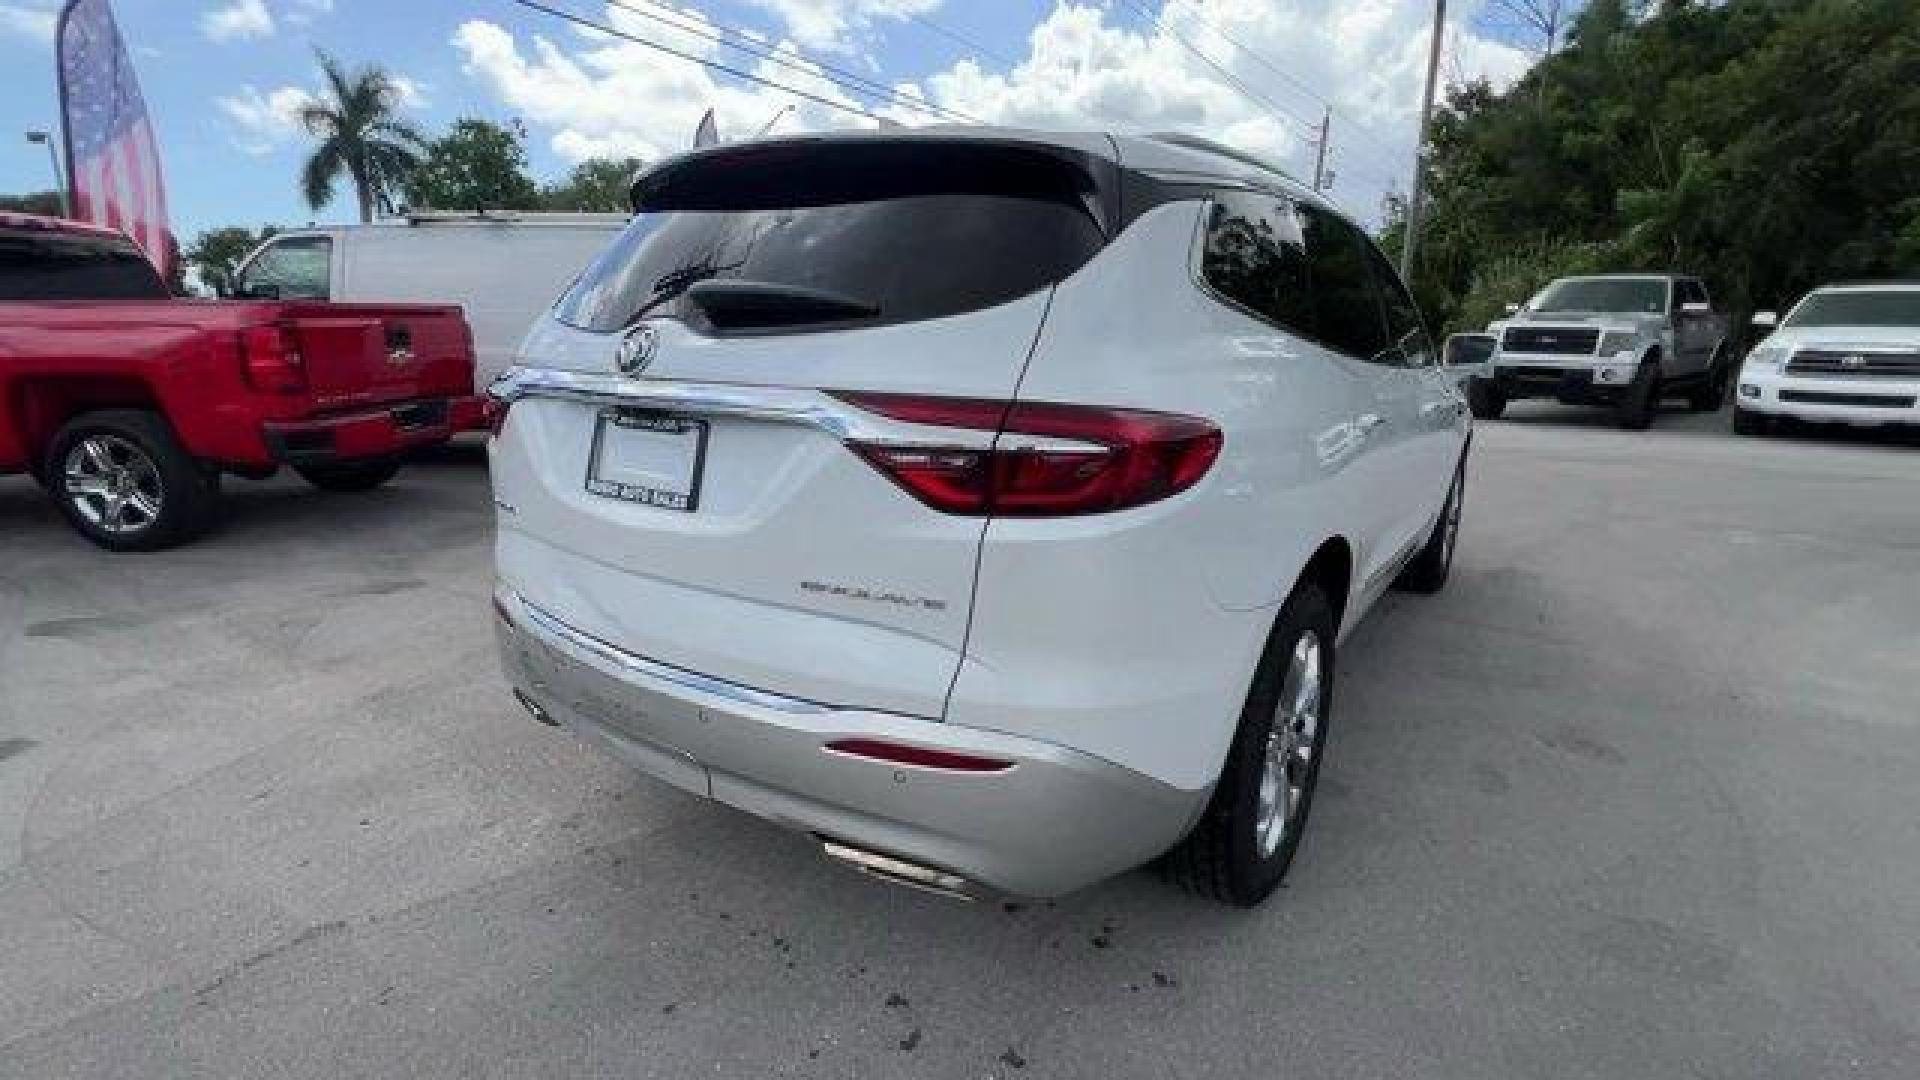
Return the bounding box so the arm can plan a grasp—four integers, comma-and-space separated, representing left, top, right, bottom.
43, 411, 220, 551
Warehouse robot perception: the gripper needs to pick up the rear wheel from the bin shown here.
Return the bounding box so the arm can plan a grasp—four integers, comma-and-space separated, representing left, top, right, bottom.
294, 459, 402, 492
1162, 579, 1336, 907
44, 410, 219, 551
1467, 379, 1506, 420
1395, 456, 1464, 594
1615, 357, 1659, 430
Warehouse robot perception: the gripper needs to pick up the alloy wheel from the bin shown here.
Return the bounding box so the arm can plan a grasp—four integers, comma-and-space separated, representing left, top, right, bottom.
1256, 630, 1325, 859
63, 434, 165, 535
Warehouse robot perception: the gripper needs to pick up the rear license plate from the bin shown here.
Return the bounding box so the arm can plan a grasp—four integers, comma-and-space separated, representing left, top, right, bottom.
585, 409, 707, 511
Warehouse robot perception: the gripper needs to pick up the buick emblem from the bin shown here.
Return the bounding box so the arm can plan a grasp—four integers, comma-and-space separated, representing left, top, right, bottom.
1841, 354, 1867, 368
616, 324, 659, 375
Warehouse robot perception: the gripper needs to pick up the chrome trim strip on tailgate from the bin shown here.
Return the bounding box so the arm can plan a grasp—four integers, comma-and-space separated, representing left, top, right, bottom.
488, 365, 994, 447
502, 589, 832, 716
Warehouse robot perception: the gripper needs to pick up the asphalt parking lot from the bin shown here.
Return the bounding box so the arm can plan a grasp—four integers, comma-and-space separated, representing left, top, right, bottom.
2, 404, 1917, 1079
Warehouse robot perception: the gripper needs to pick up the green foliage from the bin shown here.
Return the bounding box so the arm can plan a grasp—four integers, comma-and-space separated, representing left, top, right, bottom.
186, 225, 279, 297
540, 157, 644, 213
0, 191, 63, 216
405, 119, 541, 212
298, 48, 425, 223
1403, 0, 1920, 333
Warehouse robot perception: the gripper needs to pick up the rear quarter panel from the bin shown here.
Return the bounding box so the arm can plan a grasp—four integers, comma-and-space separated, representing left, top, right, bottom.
947, 199, 1374, 792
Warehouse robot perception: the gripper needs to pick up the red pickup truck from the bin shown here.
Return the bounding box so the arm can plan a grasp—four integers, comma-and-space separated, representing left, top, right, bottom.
1, 213, 477, 550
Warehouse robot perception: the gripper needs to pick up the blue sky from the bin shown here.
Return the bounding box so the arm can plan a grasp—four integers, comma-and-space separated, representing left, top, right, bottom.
0, 1, 1542, 242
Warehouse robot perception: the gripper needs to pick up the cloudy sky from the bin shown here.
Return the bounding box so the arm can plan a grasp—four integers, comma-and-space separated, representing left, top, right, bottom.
0, 0, 1541, 240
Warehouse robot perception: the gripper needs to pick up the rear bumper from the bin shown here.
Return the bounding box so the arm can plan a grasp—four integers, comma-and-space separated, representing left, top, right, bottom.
493, 586, 1206, 898
1737, 369, 1920, 426
261, 396, 464, 464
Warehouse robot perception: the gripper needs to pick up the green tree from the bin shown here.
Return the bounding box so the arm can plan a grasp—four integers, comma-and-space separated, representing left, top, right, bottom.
297, 49, 425, 222
404, 118, 541, 212
540, 156, 644, 212
1398, 0, 1920, 333
0, 191, 64, 216
186, 225, 279, 297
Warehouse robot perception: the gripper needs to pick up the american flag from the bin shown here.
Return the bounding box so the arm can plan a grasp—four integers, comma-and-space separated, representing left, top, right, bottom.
57, 0, 174, 283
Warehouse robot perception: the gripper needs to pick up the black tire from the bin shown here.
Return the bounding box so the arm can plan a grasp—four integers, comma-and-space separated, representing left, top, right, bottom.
43, 409, 220, 551
294, 459, 402, 492
1614, 356, 1659, 430
1732, 405, 1772, 437
1162, 578, 1337, 907
1395, 455, 1465, 594
1467, 379, 1506, 420
1688, 349, 1730, 412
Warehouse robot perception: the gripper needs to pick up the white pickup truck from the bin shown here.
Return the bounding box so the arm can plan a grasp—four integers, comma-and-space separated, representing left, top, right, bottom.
1472, 274, 1733, 429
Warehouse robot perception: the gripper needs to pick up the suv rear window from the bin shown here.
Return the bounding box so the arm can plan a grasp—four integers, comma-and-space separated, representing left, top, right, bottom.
0, 226, 167, 301
554, 141, 1108, 335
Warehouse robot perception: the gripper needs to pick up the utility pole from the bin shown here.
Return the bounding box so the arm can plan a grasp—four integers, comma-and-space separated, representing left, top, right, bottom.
1311, 108, 1330, 191
1399, 0, 1447, 282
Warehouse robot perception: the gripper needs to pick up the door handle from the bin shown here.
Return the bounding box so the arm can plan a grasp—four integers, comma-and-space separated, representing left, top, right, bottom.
1355, 412, 1386, 435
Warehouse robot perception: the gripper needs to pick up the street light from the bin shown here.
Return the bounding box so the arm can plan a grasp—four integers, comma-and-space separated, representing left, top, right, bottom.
24, 129, 71, 218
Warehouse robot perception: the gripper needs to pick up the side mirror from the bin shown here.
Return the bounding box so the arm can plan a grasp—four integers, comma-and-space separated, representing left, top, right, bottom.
1503, 303, 1520, 315
1681, 301, 1711, 314
1750, 310, 1778, 328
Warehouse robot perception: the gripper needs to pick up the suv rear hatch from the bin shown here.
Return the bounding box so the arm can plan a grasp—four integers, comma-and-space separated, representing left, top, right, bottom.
493, 136, 1119, 718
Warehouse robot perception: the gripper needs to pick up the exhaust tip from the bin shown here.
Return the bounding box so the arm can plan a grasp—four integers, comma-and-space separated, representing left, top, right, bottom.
821, 840, 975, 902
514, 688, 559, 727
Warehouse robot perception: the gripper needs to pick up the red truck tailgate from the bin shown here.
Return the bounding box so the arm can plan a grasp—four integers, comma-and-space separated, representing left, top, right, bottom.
281, 303, 471, 409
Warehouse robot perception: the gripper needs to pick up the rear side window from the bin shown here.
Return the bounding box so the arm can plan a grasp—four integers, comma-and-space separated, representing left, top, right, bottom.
1199, 191, 1314, 338
555, 142, 1107, 335
237, 236, 332, 300
0, 226, 166, 301
1360, 241, 1433, 368
1295, 202, 1390, 361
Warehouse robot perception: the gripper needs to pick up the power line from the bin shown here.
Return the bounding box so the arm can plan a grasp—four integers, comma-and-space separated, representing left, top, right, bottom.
904, 10, 1018, 69
1160, 0, 1407, 166
600, 0, 982, 126
502, 0, 957, 129
1111, 0, 1318, 141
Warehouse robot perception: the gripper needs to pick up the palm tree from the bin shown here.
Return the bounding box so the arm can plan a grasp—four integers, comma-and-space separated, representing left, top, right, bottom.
297, 49, 424, 222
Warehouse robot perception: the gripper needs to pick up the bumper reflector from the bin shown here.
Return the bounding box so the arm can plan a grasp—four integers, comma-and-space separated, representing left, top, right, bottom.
825, 738, 1014, 773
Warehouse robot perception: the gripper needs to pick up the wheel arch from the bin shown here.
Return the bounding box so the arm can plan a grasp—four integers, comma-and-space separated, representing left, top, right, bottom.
10, 377, 166, 473
1300, 536, 1353, 639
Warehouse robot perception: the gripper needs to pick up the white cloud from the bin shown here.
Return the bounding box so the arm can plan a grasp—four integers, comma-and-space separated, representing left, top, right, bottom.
202, 0, 274, 43
744, 0, 938, 54
455, 0, 1534, 219
390, 74, 431, 110
0, 2, 57, 44
216, 84, 313, 154
285, 0, 333, 28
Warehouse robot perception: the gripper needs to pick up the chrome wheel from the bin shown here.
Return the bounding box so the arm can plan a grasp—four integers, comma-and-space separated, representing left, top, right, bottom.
63, 434, 164, 535
1256, 630, 1324, 859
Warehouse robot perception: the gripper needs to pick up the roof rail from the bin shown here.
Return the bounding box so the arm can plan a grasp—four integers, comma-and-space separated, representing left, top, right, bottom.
394, 209, 629, 225
1146, 132, 1309, 189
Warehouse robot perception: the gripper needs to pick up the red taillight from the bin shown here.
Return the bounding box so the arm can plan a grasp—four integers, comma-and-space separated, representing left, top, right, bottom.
240, 324, 305, 393
825, 738, 1014, 773
832, 392, 1222, 517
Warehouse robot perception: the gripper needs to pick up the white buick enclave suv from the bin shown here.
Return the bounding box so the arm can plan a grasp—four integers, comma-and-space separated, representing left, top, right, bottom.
488, 129, 1470, 906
